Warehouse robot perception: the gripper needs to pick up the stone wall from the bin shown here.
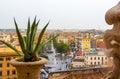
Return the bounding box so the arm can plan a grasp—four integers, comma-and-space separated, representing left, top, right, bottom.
49, 67, 111, 79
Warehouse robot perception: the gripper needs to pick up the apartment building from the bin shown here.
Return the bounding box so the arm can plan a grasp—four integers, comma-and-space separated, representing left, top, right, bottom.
85, 49, 112, 67
0, 46, 20, 79
0, 33, 11, 44
81, 38, 91, 51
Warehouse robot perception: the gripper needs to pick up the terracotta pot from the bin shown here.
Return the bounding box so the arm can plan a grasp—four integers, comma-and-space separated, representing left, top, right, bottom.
9, 57, 48, 79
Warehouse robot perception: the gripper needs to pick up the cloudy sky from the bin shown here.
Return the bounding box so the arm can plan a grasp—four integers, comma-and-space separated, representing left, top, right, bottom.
0, 0, 119, 30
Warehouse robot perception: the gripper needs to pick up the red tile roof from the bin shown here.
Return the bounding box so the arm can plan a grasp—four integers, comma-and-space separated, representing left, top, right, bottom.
76, 50, 82, 56
96, 42, 106, 49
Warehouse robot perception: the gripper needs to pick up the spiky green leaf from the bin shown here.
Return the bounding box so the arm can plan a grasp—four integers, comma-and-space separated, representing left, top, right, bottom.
34, 21, 50, 53
14, 18, 27, 55
29, 17, 37, 52
31, 20, 40, 50
23, 36, 27, 47
26, 18, 31, 51
36, 34, 59, 54
0, 40, 23, 56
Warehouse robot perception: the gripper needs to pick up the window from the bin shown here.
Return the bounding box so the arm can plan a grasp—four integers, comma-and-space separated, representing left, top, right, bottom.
98, 62, 100, 65
6, 57, 10, 61
94, 62, 96, 65
7, 63, 10, 67
91, 62, 92, 65
98, 57, 100, 60
0, 57, 3, 61
12, 70, 16, 75
0, 64, 2, 67
7, 71, 10, 75
13, 77, 17, 79
91, 57, 92, 60
94, 57, 96, 60
13, 57, 16, 59
102, 57, 104, 64
105, 57, 107, 60
0, 71, 2, 76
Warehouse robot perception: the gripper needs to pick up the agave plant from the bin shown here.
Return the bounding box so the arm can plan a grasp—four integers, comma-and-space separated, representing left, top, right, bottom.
0, 17, 57, 62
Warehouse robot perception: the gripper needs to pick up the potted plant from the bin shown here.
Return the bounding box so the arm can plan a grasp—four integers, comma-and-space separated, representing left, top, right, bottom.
0, 17, 57, 79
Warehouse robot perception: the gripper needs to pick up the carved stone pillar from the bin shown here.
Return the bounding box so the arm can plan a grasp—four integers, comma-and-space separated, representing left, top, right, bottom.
104, 2, 120, 79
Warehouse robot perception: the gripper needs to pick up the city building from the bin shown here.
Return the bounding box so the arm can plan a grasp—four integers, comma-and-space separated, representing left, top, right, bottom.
0, 33, 11, 44
81, 38, 91, 51
72, 62, 85, 68
57, 36, 68, 44
85, 49, 112, 67
96, 36, 106, 49
74, 37, 82, 50
0, 29, 112, 79
0, 46, 20, 79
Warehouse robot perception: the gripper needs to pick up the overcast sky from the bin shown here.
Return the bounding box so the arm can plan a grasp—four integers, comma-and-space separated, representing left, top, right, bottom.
0, 0, 119, 30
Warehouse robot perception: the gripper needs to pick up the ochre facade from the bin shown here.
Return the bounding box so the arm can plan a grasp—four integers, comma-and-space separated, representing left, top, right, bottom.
0, 46, 20, 79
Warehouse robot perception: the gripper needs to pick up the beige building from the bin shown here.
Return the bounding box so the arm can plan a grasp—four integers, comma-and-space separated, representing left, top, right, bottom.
0, 33, 11, 44
85, 50, 112, 67
57, 36, 68, 44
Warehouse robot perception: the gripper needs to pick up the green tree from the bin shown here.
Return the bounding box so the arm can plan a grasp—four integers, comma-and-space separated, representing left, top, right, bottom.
52, 34, 69, 54
69, 41, 75, 48
69, 64, 73, 70
52, 34, 58, 48
56, 41, 69, 54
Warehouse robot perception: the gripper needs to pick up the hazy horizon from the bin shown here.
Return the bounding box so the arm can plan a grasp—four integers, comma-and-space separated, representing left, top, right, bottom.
0, 0, 119, 30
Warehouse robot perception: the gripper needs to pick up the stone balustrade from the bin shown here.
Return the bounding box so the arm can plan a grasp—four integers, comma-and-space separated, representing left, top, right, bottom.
48, 67, 111, 79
